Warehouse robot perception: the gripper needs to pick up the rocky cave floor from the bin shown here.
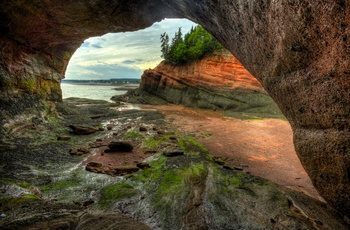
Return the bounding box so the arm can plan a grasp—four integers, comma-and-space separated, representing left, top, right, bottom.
0, 98, 349, 229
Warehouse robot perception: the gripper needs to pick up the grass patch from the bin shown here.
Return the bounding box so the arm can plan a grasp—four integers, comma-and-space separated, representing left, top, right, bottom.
130, 155, 166, 183
248, 117, 264, 120
18, 181, 34, 189
123, 130, 143, 140
21, 194, 41, 199
152, 162, 207, 206
0, 197, 38, 205
98, 183, 138, 209
178, 135, 208, 155
143, 137, 164, 148
213, 169, 244, 195
0, 178, 16, 185
213, 168, 270, 197
206, 153, 214, 161
141, 134, 173, 150
40, 180, 80, 192
154, 170, 184, 203
228, 172, 244, 187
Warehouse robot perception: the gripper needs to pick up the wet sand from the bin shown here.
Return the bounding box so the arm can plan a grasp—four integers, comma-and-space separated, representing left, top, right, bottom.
139, 104, 323, 201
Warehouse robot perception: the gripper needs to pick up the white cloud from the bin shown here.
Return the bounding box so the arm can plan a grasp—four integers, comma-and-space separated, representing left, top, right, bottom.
65, 19, 197, 80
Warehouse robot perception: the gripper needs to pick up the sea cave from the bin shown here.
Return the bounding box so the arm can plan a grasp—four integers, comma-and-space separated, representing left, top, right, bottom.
0, 1, 349, 229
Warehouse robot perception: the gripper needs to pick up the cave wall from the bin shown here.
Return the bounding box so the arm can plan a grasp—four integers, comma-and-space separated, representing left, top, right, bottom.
0, 0, 349, 217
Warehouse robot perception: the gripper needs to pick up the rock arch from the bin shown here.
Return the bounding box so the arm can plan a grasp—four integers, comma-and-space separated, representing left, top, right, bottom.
0, 0, 349, 217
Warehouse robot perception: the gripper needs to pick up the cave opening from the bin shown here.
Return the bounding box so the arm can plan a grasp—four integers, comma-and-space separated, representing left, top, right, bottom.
1, 1, 349, 226
60, 18, 319, 200
61, 18, 196, 101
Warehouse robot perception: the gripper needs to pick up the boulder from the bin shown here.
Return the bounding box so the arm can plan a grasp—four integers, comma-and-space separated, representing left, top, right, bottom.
85, 162, 103, 173
107, 141, 133, 152
69, 125, 98, 135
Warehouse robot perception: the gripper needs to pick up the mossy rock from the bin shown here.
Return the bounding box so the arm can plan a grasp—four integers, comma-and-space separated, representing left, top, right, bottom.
98, 183, 139, 209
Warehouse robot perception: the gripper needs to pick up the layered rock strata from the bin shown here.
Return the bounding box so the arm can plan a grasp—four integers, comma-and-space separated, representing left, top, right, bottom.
0, 0, 349, 217
139, 51, 283, 118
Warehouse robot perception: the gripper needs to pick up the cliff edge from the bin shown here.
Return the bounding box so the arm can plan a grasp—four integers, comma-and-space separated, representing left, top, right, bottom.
122, 51, 283, 119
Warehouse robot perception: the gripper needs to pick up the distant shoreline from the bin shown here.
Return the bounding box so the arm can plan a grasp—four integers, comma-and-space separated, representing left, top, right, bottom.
61, 82, 139, 89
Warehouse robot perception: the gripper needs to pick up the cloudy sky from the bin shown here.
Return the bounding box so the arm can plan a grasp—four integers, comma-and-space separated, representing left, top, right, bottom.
65, 19, 197, 80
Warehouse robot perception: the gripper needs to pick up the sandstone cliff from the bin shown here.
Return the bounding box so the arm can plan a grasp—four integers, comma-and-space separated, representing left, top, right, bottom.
137, 51, 283, 119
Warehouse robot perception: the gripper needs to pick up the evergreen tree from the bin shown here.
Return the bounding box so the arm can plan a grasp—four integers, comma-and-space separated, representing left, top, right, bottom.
160, 32, 170, 60
160, 25, 223, 64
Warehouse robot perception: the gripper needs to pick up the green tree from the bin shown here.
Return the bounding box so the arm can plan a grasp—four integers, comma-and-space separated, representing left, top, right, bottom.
160, 25, 223, 64
160, 32, 170, 60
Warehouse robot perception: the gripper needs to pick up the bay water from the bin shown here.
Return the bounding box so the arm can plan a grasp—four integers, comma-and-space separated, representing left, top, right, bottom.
61, 83, 128, 102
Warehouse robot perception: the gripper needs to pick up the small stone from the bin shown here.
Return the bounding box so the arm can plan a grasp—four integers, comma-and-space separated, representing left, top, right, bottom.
233, 166, 244, 171
139, 126, 147, 132
107, 141, 133, 152
69, 125, 98, 135
57, 136, 71, 141
78, 146, 90, 154
86, 162, 103, 173
136, 162, 150, 169
69, 148, 79, 155
157, 130, 165, 135
163, 149, 184, 157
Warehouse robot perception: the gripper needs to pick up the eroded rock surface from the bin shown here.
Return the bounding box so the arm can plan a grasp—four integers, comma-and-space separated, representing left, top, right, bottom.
0, 0, 349, 217
135, 51, 283, 118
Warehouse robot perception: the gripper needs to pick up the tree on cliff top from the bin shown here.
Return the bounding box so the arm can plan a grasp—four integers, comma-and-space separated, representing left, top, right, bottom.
160, 25, 223, 64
